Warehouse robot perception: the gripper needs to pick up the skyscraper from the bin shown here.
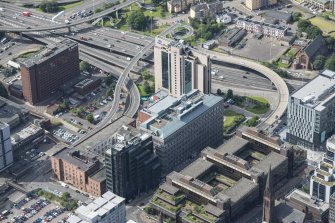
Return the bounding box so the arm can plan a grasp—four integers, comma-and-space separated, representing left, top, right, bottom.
105, 126, 161, 201
20, 39, 80, 104
154, 37, 211, 97
0, 122, 13, 172
262, 166, 275, 223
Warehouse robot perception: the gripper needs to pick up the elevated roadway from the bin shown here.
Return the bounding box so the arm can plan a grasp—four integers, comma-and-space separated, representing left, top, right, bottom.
73, 23, 179, 147
0, 0, 137, 32
203, 50, 289, 128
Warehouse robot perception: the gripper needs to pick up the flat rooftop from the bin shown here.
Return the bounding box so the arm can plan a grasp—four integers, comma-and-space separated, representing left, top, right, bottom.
0, 96, 28, 126
75, 191, 124, 220
291, 70, 335, 108
286, 189, 329, 212
75, 116, 134, 152
52, 147, 98, 172
11, 123, 43, 145
20, 39, 77, 68
216, 136, 249, 155
89, 167, 106, 182
140, 90, 223, 139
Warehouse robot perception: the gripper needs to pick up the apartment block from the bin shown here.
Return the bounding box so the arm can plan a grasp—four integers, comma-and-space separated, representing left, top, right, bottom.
51, 147, 106, 197
0, 122, 13, 172
236, 18, 287, 38
287, 70, 335, 149
139, 89, 224, 173
20, 39, 80, 105
67, 191, 126, 223
154, 37, 211, 97
105, 126, 161, 201
245, 0, 277, 10
189, 1, 223, 19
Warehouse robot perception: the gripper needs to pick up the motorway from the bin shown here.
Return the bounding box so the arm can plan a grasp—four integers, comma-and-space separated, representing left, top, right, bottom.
72, 23, 179, 146
201, 49, 289, 129
0, 0, 138, 32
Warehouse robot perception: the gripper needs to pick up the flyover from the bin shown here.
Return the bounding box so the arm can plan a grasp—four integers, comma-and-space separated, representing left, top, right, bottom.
202, 49, 289, 128
0, 0, 137, 32
72, 23, 179, 147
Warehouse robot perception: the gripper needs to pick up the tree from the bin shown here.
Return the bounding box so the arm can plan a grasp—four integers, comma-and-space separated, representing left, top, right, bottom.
325, 55, 335, 71
143, 81, 151, 94
297, 20, 311, 31
313, 55, 326, 70
291, 12, 302, 22
325, 36, 335, 51
0, 82, 8, 98
2, 67, 16, 77
306, 26, 322, 39
106, 75, 114, 86
216, 89, 222, 95
245, 116, 260, 127
127, 11, 149, 30
39, 0, 59, 13
79, 61, 90, 72
86, 114, 94, 123
227, 89, 233, 99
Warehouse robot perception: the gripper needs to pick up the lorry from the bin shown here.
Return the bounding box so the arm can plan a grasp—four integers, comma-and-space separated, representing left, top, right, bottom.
22, 11, 31, 17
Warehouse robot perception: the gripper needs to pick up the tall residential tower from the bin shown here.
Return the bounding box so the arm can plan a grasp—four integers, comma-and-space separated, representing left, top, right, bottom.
154, 37, 211, 97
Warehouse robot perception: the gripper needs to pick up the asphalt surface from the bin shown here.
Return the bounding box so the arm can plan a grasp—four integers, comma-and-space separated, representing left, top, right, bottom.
0, 0, 138, 32
201, 48, 289, 129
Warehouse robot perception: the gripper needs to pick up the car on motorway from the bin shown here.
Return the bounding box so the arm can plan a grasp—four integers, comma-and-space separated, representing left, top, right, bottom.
242, 75, 247, 78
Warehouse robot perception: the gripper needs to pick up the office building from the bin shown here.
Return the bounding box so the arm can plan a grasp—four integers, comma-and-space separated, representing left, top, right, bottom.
139, 89, 224, 173
330, 192, 335, 223
0, 122, 13, 172
0, 96, 29, 130
51, 147, 106, 197
154, 37, 211, 97
67, 191, 126, 223
105, 126, 161, 201
11, 123, 44, 160
286, 189, 329, 222
245, 0, 277, 10
287, 70, 335, 149
236, 18, 287, 38
75, 116, 135, 157
148, 129, 291, 223
310, 134, 335, 203
20, 39, 80, 105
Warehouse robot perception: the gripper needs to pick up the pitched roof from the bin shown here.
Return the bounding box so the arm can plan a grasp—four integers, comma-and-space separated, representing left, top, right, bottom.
304, 35, 324, 58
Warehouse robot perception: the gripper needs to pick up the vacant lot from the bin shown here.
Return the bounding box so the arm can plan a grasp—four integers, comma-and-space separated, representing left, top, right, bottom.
310, 17, 335, 35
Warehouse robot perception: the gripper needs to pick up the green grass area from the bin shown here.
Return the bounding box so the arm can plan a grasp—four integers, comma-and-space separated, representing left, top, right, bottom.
245, 96, 270, 115
246, 106, 269, 115
248, 96, 269, 104
223, 109, 245, 133
59, 0, 84, 11
309, 17, 335, 34
286, 48, 299, 57
36, 189, 78, 211
277, 61, 291, 68
137, 85, 148, 97
18, 50, 40, 59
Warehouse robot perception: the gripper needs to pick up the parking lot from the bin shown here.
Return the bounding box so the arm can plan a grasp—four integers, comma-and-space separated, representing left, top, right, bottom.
52, 128, 80, 145
221, 33, 289, 62
2, 193, 69, 223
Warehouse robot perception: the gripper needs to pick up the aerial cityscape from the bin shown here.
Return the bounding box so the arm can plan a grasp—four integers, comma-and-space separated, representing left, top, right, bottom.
0, 0, 335, 222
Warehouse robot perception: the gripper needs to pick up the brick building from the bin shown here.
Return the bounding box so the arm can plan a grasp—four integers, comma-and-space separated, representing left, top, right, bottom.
51, 147, 106, 197
20, 39, 80, 105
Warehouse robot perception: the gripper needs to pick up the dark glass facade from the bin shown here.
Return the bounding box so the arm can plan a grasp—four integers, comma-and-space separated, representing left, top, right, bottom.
105, 136, 161, 201
185, 60, 193, 94
162, 52, 169, 89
